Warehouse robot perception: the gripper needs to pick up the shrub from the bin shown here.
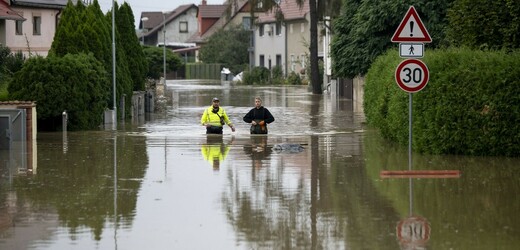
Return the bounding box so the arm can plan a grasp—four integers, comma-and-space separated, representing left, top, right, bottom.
270, 65, 284, 84
286, 71, 302, 85
8, 53, 110, 131
242, 66, 270, 85
364, 48, 520, 156
0, 45, 25, 100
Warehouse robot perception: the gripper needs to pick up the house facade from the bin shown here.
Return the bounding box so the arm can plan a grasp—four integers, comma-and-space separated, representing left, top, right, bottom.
255, 1, 321, 77
1, 0, 79, 57
140, 4, 198, 50
254, 17, 285, 72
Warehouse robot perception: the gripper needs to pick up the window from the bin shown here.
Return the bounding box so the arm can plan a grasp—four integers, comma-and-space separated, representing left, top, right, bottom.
259, 24, 264, 36
242, 16, 251, 30
276, 54, 282, 67
259, 55, 265, 67
301, 23, 305, 33
33, 15, 41, 35
300, 54, 306, 68
275, 22, 281, 36
289, 24, 293, 34
15, 19, 23, 35
257, 1, 263, 10
179, 21, 188, 33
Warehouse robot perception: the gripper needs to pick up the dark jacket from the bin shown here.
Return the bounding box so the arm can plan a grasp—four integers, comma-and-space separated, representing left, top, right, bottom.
243, 106, 275, 134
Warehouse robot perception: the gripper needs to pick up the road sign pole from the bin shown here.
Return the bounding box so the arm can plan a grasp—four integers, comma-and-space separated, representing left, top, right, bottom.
409, 93, 412, 171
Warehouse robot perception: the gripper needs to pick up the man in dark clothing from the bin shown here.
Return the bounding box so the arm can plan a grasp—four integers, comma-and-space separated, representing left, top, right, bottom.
243, 97, 275, 134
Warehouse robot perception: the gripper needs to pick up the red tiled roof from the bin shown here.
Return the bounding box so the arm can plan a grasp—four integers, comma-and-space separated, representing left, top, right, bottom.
0, 1, 25, 20
257, 0, 309, 24
198, 4, 227, 18
0, 101, 36, 106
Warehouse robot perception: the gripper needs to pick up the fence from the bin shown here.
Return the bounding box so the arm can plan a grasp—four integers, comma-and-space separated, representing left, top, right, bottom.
185, 63, 222, 80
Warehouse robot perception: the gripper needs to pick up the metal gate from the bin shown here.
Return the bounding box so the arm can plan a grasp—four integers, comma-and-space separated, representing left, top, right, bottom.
0, 109, 27, 174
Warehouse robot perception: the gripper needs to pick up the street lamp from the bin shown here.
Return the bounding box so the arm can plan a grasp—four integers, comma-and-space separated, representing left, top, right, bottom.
111, 0, 116, 125
163, 12, 167, 84
141, 17, 149, 45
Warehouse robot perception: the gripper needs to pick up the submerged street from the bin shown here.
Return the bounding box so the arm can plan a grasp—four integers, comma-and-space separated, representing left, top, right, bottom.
1, 81, 518, 249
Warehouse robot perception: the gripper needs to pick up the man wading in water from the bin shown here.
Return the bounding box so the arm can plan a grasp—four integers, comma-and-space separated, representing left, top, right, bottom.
243, 97, 275, 134
201, 97, 235, 134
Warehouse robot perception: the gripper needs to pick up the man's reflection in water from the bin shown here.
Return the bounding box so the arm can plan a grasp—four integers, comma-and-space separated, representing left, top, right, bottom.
201, 135, 232, 171
243, 136, 271, 168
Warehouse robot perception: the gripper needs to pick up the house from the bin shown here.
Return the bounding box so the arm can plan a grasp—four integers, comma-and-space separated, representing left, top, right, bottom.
139, 3, 198, 53
255, 0, 322, 77
185, 0, 266, 64
186, 0, 227, 58
0, 0, 82, 57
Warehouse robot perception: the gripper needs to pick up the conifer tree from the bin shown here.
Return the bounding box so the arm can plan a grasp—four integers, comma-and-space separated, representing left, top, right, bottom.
118, 2, 148, 91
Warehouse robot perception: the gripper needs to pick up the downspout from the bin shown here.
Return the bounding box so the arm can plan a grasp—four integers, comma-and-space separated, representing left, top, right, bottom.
56, 9, 61, 32
284, 21, 287, 77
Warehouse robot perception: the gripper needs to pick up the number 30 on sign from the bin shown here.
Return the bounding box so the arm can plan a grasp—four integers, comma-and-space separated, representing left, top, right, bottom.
395, 59, 429, 93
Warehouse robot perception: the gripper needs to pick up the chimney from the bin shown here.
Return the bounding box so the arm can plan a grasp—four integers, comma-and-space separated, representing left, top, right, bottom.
201, 0, 207, 5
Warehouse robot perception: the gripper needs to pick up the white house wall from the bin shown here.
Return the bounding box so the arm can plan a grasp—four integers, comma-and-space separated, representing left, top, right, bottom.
6, 7, 59, 57
286, 19, 310, 76
160, 7, 198, 46
254, 22, 285, 74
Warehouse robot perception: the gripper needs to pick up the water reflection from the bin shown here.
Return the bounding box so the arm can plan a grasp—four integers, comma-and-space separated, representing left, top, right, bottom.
242, 136, 271, 168
395, 179, 431, 250
200, 135, 233, 170
0, 82, 518, 249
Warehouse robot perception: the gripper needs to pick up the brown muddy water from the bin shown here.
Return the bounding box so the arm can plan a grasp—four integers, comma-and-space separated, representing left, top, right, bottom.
1, 81, 519, 249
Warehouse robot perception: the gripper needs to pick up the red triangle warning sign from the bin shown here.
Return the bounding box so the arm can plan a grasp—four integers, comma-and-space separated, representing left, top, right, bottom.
391, 6, 432, 43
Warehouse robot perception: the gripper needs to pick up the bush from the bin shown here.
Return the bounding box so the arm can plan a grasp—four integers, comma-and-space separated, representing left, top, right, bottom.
8, 53, 110, 131
0, 45, 25, 100
270, 65, 284, 84
143, 46, 183, 79
364, 48, 520, 156
242, 66, 270, 85
285, 71, 302, 85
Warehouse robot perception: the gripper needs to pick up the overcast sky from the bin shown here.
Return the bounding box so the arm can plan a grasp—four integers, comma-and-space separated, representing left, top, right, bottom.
98, 0, 224, 27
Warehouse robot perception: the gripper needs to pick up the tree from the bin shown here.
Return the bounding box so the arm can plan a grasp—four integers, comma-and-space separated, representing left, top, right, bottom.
143, 46, 183, 80
307, 0, 321, 94
198, 25, 250, 74
118, 2, 148, 91
331, 0, 452, 78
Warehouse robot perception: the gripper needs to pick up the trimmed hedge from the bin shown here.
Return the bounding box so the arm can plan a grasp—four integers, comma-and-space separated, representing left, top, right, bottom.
364, 48, 520, 156
8, 53, 110, 131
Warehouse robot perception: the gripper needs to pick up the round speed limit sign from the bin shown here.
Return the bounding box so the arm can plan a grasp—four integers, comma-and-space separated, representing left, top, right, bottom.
395, 59, 429, 93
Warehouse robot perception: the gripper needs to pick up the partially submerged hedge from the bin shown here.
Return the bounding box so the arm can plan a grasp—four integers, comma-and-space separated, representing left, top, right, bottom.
8, 53, 110, 131
364, 48, 520, 156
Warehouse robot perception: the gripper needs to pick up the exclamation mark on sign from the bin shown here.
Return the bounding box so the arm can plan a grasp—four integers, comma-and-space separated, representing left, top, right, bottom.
410, 21, 414, 37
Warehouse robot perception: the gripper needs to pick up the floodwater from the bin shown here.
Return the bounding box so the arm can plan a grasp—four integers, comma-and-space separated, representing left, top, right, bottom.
1, 81, 519, 249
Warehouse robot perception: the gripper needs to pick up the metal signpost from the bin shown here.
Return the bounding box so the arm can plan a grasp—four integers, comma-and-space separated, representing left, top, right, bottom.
382, 9, 461, 248
391, 6, 432, 170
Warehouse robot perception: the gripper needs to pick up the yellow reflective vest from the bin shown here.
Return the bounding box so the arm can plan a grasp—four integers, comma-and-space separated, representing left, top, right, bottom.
200, 106, 233, 127
201, 143, 230, 167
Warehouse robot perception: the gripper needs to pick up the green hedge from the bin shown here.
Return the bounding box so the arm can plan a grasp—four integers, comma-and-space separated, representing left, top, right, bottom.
8, 53, 110, 131
364, 48, 520, 156
185, 63, 222, 80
